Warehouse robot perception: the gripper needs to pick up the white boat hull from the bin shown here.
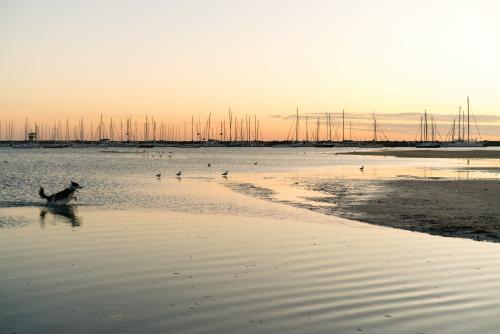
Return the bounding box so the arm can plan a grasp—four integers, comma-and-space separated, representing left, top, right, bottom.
444, 141, 485, 147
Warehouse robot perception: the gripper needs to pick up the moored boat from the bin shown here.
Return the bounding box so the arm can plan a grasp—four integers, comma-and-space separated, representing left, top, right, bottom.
416, 141, 441, 148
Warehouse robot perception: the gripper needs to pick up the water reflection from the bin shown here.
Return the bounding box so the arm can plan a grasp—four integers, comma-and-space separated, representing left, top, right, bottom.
40, 205, 82, 227
456, 170, 471, 180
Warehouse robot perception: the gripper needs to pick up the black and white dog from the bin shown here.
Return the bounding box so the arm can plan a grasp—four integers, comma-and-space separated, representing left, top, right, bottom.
39, 181, 83, 205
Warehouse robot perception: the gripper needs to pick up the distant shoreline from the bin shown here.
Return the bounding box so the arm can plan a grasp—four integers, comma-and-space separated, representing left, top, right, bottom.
1, 140, 500, 149
339, 150, 500, 159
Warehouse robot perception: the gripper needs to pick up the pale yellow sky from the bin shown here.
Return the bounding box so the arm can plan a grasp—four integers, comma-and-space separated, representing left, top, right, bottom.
1, 0, 499, 140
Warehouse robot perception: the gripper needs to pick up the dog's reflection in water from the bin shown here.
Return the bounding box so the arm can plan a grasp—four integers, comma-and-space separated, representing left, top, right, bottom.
40, 205, 81, 227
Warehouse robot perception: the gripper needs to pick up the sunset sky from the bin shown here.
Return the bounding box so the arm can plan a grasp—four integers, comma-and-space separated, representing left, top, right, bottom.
1, 0, 499, 140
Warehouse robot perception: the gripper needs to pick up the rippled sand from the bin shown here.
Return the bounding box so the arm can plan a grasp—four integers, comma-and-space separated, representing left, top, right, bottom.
2, 208, 500, 334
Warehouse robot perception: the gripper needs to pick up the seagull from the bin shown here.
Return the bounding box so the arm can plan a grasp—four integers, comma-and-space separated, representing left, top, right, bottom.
156, 173, 161, 178
359, 165, 364, 171
176, 171, 182, 177
221, 170, 229, 176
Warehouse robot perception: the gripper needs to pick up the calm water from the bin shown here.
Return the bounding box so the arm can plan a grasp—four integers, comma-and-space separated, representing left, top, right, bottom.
1, 147, 500, 333
1, 146, 498, 213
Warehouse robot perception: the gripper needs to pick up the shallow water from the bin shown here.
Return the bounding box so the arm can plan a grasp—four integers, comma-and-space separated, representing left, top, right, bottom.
1, 147, 500, 333
2, 209, 500, 333
1, 146, 498, 213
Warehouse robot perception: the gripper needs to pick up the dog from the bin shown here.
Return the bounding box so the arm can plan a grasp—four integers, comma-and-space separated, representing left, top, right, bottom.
39, 181, 83, 205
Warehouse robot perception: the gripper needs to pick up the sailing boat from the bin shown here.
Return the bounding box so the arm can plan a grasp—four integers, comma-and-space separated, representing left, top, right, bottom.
445, 97, 485, 147
416, 109, 440, 148
288, 107, 306, 147
358, 112, 384, 148
415, 141, 440, 148
446, 141, 484, 147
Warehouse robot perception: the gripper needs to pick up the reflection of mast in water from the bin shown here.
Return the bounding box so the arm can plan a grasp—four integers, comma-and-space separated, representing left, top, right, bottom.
456, 170, 470, 180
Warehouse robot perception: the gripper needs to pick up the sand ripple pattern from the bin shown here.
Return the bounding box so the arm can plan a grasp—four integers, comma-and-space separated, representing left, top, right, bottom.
1, 211, 500, 333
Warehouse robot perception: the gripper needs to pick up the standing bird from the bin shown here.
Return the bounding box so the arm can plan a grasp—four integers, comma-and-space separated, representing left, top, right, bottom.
176, 171, 182, 177
359, 165, 364, 171
207, 163, 211, 167
221, 170, 229, 176
156, 173, 161, 178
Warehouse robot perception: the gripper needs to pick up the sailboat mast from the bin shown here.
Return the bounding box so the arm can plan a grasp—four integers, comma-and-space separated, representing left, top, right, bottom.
467, 96, 470, 142
342, 109, 345, 142
228, 108, 232, 142
65, 119, 69, 141
153, 119, 157, 141
99, 114, 103, 141
420, 116, 423, 142
316, 116, 320, 143
234, 117, 238, 142
24, 118, 28, 141
424, 110, 428, 142
127, 117, 131, 141
328, 113, 332, 141
462, 107, 465, 141
207, 113, 211, 141
458, 106, 461, 141
296, 107, 299, 142
451, 119, 456, 142
305, 116, 309, 142
82, 118, 85, 141
254, 114, 257, 142
247, 115, 250, 142
240, 118, 243, 142
430, 116, 433, 142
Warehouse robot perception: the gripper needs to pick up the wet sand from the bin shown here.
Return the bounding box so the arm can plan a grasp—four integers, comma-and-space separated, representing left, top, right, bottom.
307, 179, 500, 242
339, 149, 500, 159
2, 208, 500, 334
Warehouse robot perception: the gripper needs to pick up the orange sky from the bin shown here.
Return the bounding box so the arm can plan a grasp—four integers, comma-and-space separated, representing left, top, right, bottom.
1, 0, 500, 140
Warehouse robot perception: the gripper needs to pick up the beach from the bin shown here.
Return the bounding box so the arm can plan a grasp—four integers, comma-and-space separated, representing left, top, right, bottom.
3, 1, 500, 332
303, 178, 500, 242
1, 146, 500, 333
319, 150, 500, 241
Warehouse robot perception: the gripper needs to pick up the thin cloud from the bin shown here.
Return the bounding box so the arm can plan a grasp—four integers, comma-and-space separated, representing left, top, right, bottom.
270, 112, 500, 123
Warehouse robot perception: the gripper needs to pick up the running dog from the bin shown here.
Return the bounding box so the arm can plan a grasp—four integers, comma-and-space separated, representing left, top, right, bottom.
39, 181, 83, 205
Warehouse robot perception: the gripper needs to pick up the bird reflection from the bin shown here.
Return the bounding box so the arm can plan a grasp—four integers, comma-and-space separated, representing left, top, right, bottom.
40, 205, 82, 227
